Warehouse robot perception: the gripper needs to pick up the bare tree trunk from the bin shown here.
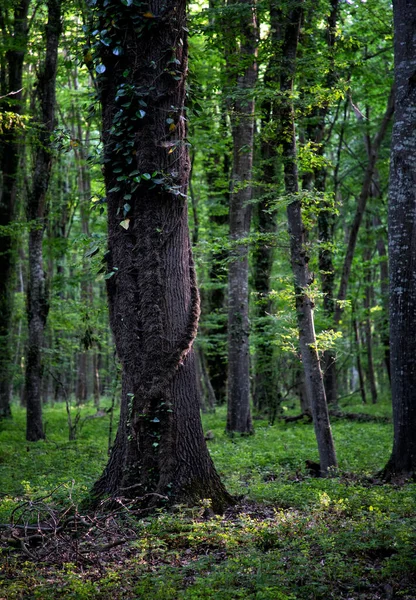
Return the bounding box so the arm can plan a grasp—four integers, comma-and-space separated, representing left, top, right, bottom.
252, 2, 282, 415
363, 240, 377, 404
353, 317, 367, 404
90, 0, 232, 512
281, 1, 337, 475
92, 350, 100, 409
226, 0, 257, 435
334, 88, 394, 325
383, 0, 416, 479
373, 214, 391, 382
25, 0, 61, 441
0, 0, 31, 418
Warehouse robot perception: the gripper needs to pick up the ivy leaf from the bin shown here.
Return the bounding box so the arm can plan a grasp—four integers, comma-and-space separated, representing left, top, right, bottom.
136, 110, 146, 119
123, 203, 131, 215
113, 47, 123, 56
96, 64, 106, 74
85, 245, 100, 258
104, 271, 116, 279
142, 173, 151, 180
120, 218, 130, 230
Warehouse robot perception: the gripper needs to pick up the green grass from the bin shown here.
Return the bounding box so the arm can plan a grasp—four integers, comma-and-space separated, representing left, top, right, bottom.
1, 398, 415, 599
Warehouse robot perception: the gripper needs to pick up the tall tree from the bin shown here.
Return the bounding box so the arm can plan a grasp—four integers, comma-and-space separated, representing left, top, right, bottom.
280, 0, 337, 475
25, 0, 62, 441
0, 0, 31, 418
90, 0, 232, 511
226, 0, 258, 434
251, 1, 282, 415
384, 0, 416, 479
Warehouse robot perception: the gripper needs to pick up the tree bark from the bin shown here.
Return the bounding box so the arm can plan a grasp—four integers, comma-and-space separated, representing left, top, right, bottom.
25, 0, 61, 441
226, 0, 257, 435
0, 0, 31, 418
281, 1, 337, 475
90, 0, 232, 511
384, 0, 416, 479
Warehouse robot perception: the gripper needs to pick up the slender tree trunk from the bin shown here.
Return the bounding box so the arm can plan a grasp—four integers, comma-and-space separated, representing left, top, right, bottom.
226, 0, 257, 435
334, 88, 394, 325
25, 0, 61, 441
384, 0, 416, 479
252, 2, 282, 415
0, 0, 31, 418
281, 1, 337, 475
352, 316, 367, 404
373, 214, 391, 382
92, 350, 100, 409
90, 0, 232, 511
363, 240, 377, 404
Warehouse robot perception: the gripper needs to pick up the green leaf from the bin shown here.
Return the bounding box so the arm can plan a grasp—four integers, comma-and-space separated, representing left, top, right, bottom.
96, 64, 106, 74
142, 173, 151, 180
104, 271, 116, 279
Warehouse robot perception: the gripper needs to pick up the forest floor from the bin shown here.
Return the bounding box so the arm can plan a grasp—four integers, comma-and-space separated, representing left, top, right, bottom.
0, 397, 415, 599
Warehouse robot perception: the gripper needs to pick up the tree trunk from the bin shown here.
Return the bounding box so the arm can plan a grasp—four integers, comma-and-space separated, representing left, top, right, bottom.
352, 317, 366, 404
373, 214, 391, 382
25, 0, 61, 441
226, 0, 257, 435
252, 2, 282, 415
334, 87, 394, 325
363, 240, 377, 404
281, 1, 337, 475
384, 0, 416, 479
0, 0, 31, 419
90, 0, 232, 512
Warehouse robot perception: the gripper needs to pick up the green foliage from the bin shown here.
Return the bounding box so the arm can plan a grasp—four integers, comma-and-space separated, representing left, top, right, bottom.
1, 402, 415, 599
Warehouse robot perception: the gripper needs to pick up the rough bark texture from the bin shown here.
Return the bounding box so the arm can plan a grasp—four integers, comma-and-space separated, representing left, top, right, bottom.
384, 0, 416, 479
25, 0, 61, 441
226, 0, 257, 435
91, 0, 232, 512
281, 1, 337, 475
0, 0, 31, 418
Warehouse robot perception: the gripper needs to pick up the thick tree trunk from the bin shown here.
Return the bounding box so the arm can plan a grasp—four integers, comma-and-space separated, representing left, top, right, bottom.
384, 0, 416, 479
91, 0, 232, 512
25, 0, 61, 441
0, 0, 31, 418
226, 0, 257, 435
281, 1, 337, 475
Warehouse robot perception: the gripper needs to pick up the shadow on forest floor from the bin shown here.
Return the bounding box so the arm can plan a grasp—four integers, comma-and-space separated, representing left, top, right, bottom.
1, 401, 415, 599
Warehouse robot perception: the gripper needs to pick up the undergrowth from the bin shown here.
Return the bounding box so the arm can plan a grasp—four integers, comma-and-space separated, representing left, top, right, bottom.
1, 396, 415, 599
